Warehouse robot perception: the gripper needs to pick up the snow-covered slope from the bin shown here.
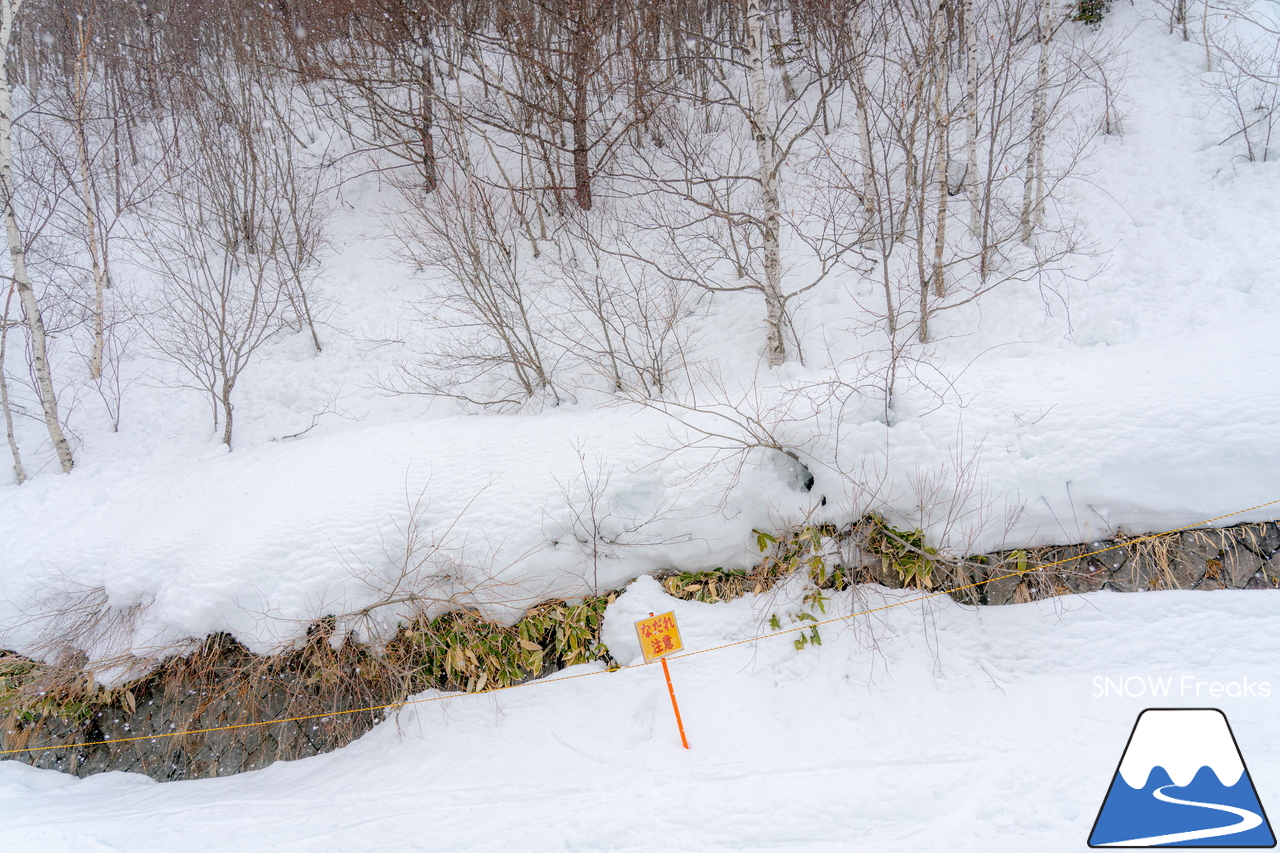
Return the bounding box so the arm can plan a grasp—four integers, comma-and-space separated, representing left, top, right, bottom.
2, 584, 1278, 852
2, 5, 1279, 664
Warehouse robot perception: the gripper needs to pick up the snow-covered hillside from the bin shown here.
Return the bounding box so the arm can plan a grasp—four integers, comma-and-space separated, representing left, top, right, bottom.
1, 0, 1280, 846
1, 3, 1278, 666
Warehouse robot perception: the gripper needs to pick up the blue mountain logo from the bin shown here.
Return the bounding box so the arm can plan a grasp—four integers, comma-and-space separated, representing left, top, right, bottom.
1089, 708, 1275, 847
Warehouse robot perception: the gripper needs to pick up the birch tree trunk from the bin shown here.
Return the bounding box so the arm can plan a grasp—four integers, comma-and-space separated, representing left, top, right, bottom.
0, 281, 23, 483
932, 117, 950, 302
746, 0, 786, 367
414, 30, 438, 194
965, 0, 980, 236
1021, 0, 1050, 244
0, 0, 73, 473
72, 14, 108, 381
1203, 0, 1212, 72
930, 0, 952, 311
848, 21, 879, 248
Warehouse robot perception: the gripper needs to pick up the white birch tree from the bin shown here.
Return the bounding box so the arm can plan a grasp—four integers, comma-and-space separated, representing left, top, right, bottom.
0, 279, 23, 482
745, 0, 786, 366
0, 0, 72, 473
1021, 0, 1052, 243
608, 0, 855, 369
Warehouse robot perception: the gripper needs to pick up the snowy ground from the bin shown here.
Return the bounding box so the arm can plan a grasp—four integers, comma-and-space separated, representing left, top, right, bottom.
3, 582, 1278, 851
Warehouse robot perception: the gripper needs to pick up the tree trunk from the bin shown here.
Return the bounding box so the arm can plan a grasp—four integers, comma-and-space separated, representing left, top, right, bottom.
417, 77, 438, 194
0, 0, 73, 474
931, 6, 951, 303
932, 119, 949, 301
746, 0, 785, 367
770, 13, 797, 102
72, 16, 108, 381
220, 377, 235, 447
571, 13, 592, 211
1021, 0, 1050, 245
0, 282, 24, 483
848, 21, 879, 247
415, 29, 438, 194
965, 0, 980, 236
1203, 0, 1212, 72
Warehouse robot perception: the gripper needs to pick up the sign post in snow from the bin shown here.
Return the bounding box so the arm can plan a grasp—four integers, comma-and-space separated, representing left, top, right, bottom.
635, 611, 690, 749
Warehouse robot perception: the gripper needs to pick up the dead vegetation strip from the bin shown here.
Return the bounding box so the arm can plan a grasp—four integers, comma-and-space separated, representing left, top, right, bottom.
3, 517, 1279, 780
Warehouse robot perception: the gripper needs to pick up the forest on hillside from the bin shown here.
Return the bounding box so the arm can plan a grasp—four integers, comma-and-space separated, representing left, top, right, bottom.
0, 0, 1275, 479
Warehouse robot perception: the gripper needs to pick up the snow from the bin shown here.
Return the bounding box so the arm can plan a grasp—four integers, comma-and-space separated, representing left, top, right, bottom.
3, 583, 1279, 851
0, 408, 820, 660
0, 3, 1276, 669
3, 2, 1280, 842
0, 3, 1269, 660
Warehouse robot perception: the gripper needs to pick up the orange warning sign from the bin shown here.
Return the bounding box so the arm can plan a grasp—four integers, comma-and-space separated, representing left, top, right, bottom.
635, 611, 683, 663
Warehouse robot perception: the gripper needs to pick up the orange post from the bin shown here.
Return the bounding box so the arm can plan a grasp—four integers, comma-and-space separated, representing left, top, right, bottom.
639, 610, 690, 749
659, 655, 690, 749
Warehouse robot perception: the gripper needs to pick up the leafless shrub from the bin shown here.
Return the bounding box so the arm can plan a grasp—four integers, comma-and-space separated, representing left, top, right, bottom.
629, 366, 824, 504
0, 578, 177, 715
332, 483, 555, 644
549, 444, 691, 594
1204, 1, 1280, 162
388, 161, 562, 409
552, 221, 704, 398
142, 71, 328, 446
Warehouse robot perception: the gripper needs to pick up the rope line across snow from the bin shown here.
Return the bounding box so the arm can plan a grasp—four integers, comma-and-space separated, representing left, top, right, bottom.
4, 498, 1279, 757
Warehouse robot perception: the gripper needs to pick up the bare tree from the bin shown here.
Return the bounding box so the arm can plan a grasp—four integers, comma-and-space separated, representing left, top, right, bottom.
144, 187, 288, 447
1204, 1, 1280, 163
144, 69, 324, 446
0, 0, 73, 473
807, 0, 1095, 424
311, 0, 450, 194
259, 101, 330, 354
551, 217, 703, 398
461, 0, 650, 213
608, 2, 855, 368
389, 155, 561, 409
63, 2, 110, 381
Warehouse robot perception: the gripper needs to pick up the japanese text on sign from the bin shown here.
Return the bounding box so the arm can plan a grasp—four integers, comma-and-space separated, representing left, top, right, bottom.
635, 611, 684, 663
